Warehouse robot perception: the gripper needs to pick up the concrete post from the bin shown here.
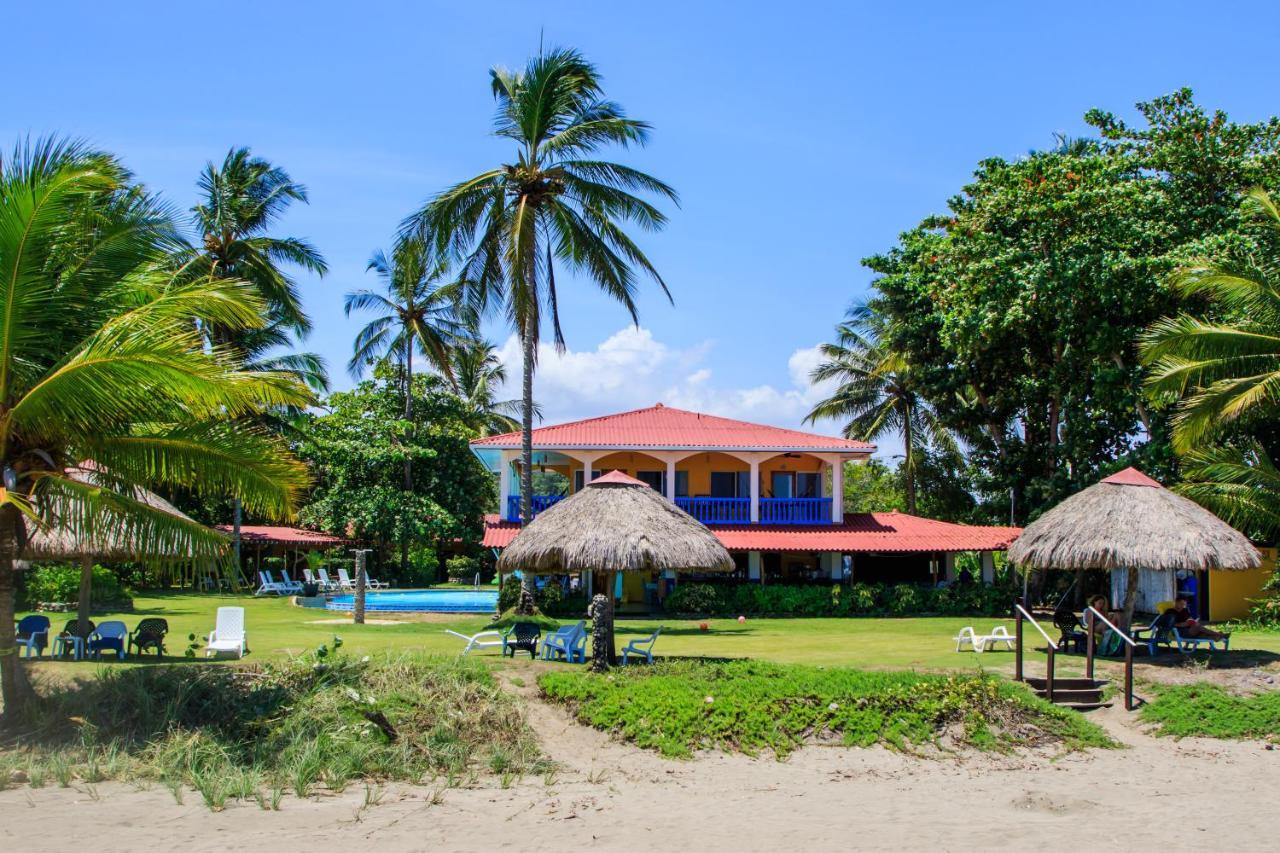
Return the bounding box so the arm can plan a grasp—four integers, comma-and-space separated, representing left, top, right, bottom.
749, 460, 760, 523
831, 459, 844, 523
748, 550, 762, 583
981, 551, 995, 585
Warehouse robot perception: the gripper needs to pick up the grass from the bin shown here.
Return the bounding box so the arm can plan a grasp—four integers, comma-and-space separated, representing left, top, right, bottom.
1, 646, 545, 807
1141, 684, 1280, 739
538, 659, 1116, 758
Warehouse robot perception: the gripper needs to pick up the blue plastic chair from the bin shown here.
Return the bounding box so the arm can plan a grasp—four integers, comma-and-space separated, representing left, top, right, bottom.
88, 621, 128, 660
16, 615, 50, 658
542, 621, 587, 663
621, 626, 663, 665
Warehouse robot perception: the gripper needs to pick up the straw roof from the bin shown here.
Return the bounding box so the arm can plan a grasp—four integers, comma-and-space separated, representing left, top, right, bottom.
1008, 467, 1261, 572
496, 470, 735, 574
21, 464, 211, 562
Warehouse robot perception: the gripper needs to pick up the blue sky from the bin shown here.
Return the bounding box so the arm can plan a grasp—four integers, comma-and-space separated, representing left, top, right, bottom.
9, 2, 1280, 454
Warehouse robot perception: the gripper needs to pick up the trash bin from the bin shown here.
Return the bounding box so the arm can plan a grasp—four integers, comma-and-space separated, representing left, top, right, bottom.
303, 582, 320, 597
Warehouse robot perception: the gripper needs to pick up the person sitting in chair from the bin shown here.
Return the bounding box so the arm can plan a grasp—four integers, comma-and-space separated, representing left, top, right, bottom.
1087, 595, 1129, 655
1167, 596, 1227, 642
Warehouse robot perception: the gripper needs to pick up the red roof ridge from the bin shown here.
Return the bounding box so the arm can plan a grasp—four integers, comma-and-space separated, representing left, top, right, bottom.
1100, 467, 1163, 488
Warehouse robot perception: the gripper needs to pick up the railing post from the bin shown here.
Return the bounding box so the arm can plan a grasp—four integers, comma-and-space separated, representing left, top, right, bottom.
1124, 641, 1134, 711
1014, 598, 1024, 682
1086, 609, 1095, 681
1046, 645, 1055, 703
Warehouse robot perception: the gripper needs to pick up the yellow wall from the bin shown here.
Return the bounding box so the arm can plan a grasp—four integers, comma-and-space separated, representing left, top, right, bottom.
562, 451, 826, 496
1210, 548, 1275, 621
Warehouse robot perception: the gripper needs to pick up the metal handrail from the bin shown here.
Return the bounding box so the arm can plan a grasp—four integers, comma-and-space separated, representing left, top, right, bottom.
1084, 606, 1137, 647
1014, 603, 1058, 650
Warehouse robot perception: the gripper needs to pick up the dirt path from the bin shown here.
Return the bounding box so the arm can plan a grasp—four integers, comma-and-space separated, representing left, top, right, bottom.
4, 680, 1280, 852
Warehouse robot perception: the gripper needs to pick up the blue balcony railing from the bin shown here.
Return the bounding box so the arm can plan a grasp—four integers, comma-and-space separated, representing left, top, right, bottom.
760, 497, 832, 525
505, 494, 565, 522
675, 497, 751, 524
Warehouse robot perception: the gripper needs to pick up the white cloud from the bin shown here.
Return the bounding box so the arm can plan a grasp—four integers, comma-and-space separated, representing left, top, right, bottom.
494, 325, 850, 438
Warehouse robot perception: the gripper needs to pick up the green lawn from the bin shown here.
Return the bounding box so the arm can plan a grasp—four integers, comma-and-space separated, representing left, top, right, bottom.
21, 590, 1280, 678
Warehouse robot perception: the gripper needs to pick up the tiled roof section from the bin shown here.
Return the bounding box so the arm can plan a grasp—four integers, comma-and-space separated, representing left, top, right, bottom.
589, 470, 648, 486
470, 403, 874, 452
1100, 467, 1163, 488
214, 525, 345, 547
481, 512, 1020, 553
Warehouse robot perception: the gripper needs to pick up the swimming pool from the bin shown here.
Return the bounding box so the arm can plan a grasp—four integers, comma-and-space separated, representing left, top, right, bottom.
324, 589, 499, 613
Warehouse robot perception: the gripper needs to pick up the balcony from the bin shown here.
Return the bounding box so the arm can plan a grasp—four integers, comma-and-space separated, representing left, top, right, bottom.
675, 497, 750, 524
759, 497, 832, 525
505, 494, 565, 522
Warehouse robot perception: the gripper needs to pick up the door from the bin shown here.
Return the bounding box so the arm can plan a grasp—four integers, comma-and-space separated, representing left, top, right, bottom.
771, 472, 794, 498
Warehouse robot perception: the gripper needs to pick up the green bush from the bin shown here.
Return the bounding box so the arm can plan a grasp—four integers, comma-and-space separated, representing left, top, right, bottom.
403, 546, 438, 587
23, 563, 132, 611
497, 576, 585, 617
664, 581, 1012, 618
445, 555, 481, 582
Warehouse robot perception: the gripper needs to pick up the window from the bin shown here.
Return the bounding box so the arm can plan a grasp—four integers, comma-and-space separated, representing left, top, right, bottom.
572, 469, 603, 492
636, 470, 665, 492
710, 471, 751, 498
770, 471, 793, 498
797, 472, 821, 498
675, 470, 689, 497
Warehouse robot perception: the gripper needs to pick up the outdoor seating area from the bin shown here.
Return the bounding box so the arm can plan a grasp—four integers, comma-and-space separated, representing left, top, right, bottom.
14, 615, 169, 662
445, 618, 653, 665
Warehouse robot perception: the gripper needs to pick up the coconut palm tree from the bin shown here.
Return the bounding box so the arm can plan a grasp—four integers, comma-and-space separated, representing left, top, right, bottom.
449, 341, 527, 437
0, 138, 312, 723
345, 236, 473, 574
187, 147, 327, 334
408, 48, 677, 611
805, 302, 956, 514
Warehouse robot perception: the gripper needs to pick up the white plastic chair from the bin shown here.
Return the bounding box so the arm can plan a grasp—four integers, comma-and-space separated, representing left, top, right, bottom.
255, 571, 284, 596
316, 568, 339, 591
444, 629, 505, 655
270, 571, 304, 594
205, 607, 248, 658
338, 567, 386, 590
954, 625, 1016, 653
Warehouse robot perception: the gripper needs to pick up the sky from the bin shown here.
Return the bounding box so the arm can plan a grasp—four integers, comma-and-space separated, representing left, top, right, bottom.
8, 1, 1280, 458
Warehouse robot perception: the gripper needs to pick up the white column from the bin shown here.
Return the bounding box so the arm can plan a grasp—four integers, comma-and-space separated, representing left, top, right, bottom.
981, 551, 995, 585
498, 450, 514, 520
944, 553, 957, 583
748, 550, 762, 582
665, 458, 677, 501
826, 551, 842, 580
831, 459, 844, 523
749, 460, 761, 523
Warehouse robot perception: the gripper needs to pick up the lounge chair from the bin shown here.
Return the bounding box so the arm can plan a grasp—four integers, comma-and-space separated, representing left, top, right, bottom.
337, 567, 387, 590
16, 615, 50, 658
954, 625, 1016, 653
1130, 611, 1177, 656
255, 571, 285, 596
88, 621, 128, 660
205, 607, 248, 658
622, 627, 663, 665
1173, 625, 1230, 653
541, 621, 587, 663
53, 619, 95, 660
444, 629, 505, 655
502, 622, 541, 658
128, 618, 168, 657
272, 571, 304, 594
316, 568, 341, 591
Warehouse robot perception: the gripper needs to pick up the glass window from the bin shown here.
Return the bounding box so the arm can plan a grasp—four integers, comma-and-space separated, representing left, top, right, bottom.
709, 471, 737, 498
572, 469, 603, 492
796, 472, 821, 498
675, 470, 689, 497
771, 472, 794, 498
636, 470, 665, 492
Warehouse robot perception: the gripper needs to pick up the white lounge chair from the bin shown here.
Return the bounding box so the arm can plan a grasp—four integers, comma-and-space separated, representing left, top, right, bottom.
271, 571, 304, 594
338, 567, 387, 590
954, 625, 1017, 653
445, 629, 505, 655
205, 607, 248, 658
255, 571, 285, 596
316, 568, 340, 591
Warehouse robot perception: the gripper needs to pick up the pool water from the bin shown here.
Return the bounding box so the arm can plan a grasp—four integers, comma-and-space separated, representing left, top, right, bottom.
325, 589, 498, 613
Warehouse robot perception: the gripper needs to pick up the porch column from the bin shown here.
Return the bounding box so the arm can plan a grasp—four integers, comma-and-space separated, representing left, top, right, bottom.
944, 552, 957, 583
831, 459, 844, 523
498, 450, 515, 521
565, 451, 604, 492
980, 551, 995, 585
825, 551, 842, 580
749, 459, 761, 523
666, 458, 677, 501
748, 550, 762, 583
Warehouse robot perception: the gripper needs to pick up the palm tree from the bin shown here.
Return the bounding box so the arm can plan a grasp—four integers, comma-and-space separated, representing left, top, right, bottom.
187, 147, 327, 334
0, 139, 312, 722
1177, 441, 1280, 539
408, 48, 677, 612
449, 341, 527, 437
1142, 187, 1280, 453
345, 236, 473, 573
805, 302, 956, 514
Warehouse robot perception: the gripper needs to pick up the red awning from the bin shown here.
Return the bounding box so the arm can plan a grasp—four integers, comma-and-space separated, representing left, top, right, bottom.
481, 512, 1019, 554
214, 525, 345, 547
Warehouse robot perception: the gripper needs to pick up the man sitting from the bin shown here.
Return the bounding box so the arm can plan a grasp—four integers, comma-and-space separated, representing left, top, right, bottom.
1166, 596, 1228, 643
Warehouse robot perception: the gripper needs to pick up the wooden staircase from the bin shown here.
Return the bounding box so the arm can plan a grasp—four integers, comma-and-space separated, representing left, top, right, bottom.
1023, 676, 1111, 712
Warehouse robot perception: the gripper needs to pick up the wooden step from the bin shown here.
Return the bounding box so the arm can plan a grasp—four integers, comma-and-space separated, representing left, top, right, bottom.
1024, 677, 1106, 691
1033, 687, 1105, 704
1054, 701, 1112, 712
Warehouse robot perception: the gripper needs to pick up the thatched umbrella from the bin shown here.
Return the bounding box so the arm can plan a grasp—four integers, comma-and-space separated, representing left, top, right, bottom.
21, 464, 218, 628
496, 470, 734, 670
1008, 467, 1260, 624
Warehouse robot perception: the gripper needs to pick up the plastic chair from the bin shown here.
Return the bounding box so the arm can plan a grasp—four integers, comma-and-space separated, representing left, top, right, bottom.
88, 621, 128, 659
622, 627, 664, 665
128, 618, 169, 656
16, 615, 50, 658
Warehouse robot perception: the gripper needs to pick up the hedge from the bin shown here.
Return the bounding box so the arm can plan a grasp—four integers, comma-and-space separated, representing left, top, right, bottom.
22, 563, 133, 611
663, 582, 1012, 618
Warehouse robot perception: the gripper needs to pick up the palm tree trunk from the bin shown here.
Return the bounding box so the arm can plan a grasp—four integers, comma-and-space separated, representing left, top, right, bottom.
401, 341, 413, 577
517, 317, 536, 614
0, 503, 32, 725
1121, 565, 1140, 629
903, 413, 917, 514
77, 555, 94, 630
232, 497, 242, 579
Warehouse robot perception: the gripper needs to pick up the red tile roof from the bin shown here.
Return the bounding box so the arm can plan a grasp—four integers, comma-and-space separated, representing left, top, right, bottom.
480, 513, 1020, 553
1100, 467, 1163, 488
214, 525, 346, 547
470, 403, 874, 453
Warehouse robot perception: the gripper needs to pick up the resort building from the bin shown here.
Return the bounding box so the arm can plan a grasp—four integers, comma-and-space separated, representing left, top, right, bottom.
471, 404, 1020, 607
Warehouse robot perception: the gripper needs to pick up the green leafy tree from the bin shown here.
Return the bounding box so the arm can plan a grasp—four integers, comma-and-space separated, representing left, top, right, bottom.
0, 139, 311, 721
297, 370, 494, 585
806, 302, 956, 514
409, 47, 677, 609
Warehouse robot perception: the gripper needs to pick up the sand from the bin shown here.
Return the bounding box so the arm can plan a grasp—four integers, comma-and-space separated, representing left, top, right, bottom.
3, 693, 1279, 852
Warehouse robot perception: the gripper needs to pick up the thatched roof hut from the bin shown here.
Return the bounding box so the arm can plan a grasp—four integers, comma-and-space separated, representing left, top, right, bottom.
1008, 467, 1260, 573
496, 470, 735, 575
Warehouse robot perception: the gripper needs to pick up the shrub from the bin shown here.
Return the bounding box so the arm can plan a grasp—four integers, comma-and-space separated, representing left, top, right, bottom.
403, 546, 438, 587
23, 563, 132, 611
663, 583, 729, 616
445, 555, 481, 582
663, 581, 1012, 618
